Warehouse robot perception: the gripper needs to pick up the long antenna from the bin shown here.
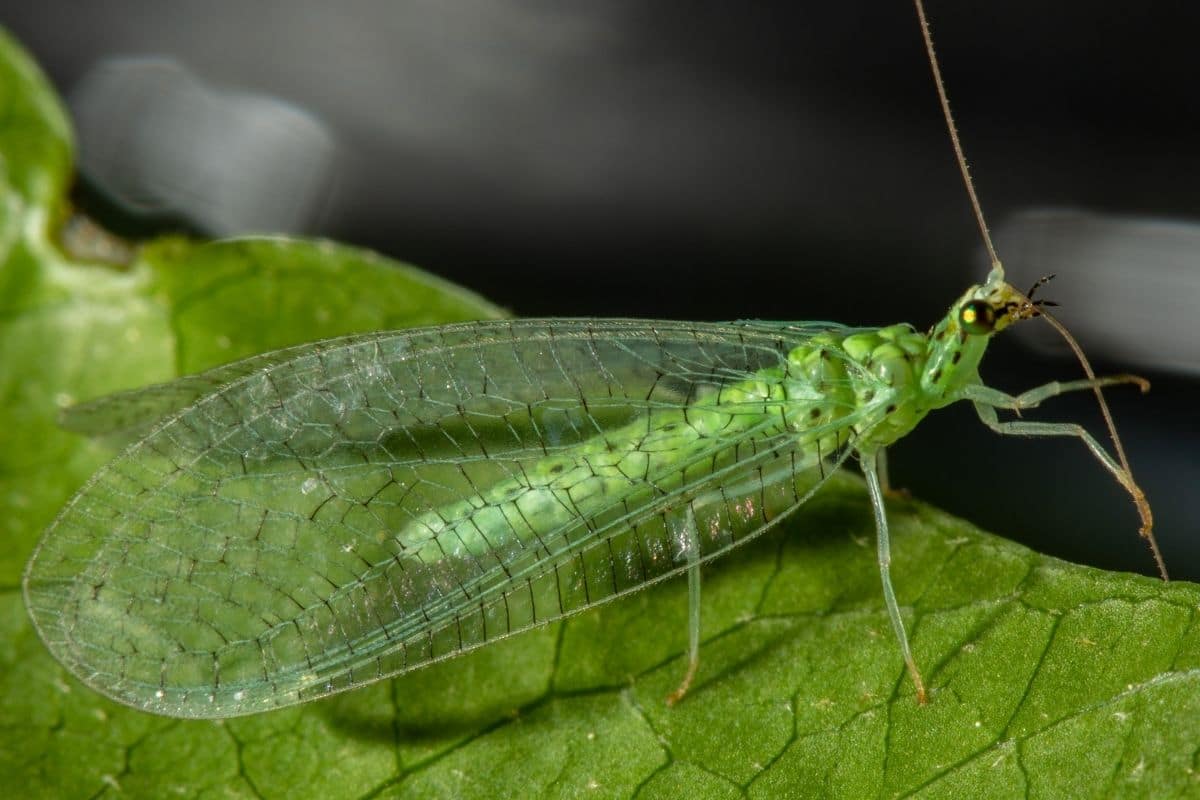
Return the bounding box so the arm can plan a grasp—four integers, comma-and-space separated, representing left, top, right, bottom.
912, 0, 1001, 272
912, 0, 1166, 581
1038, 308, 1165, 579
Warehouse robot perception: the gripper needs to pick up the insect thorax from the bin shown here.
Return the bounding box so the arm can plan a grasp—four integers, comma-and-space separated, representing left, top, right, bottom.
782, 323, 946, 453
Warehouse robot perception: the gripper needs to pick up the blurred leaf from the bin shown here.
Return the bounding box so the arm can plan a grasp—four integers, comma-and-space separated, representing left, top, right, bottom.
3, 26, 1199, 800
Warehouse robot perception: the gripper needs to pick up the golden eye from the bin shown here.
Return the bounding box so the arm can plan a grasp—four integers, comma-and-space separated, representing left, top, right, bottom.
958, 300, 996, 335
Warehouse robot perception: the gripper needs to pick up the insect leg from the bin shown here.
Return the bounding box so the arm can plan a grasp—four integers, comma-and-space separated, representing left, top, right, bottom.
967, 382, 1166, 579
862, 450, 928, 705
964, 380, 1140, 488
666, 504, 701, 706
876, 447, 892, 493
963, 375, 1147, 414
874, 447, 912, 500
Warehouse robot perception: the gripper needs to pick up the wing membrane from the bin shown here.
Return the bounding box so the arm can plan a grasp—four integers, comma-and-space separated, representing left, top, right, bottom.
58, 333, 391, 440
25, 319, 878, 717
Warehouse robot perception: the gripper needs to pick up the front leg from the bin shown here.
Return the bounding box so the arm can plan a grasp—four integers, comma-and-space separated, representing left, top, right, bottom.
963, 380, 1163, 580
963, 375, 1147, 414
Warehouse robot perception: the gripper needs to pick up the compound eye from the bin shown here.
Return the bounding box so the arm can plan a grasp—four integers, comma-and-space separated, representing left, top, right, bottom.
958, 299, 996, 335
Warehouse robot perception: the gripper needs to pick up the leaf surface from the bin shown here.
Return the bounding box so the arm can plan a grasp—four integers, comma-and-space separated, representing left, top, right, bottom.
1, 28, 1196, 800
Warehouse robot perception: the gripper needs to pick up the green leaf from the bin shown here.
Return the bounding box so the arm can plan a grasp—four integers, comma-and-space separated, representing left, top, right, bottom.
3, 27, 1198, 800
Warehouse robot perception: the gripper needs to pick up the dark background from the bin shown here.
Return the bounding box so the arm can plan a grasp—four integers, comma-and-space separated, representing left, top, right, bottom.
5, 1, 1198, 578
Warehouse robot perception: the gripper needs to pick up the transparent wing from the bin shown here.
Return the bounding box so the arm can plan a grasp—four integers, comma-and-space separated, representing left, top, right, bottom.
59, 333, 387, 440
25, 319, 882, 718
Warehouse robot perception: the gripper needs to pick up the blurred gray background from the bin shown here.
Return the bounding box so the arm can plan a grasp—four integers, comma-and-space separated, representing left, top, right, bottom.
4, 0, 1199, 578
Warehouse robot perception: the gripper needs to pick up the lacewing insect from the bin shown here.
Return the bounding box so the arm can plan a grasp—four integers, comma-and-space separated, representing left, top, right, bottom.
22, 0, 1162, 718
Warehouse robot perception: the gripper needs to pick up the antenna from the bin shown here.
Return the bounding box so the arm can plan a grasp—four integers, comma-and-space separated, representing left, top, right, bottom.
912, 0, 1001, 273
911, 0, 1166, 580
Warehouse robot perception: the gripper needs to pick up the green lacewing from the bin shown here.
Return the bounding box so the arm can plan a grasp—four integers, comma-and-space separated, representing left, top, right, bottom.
22, 0, 1161, 718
